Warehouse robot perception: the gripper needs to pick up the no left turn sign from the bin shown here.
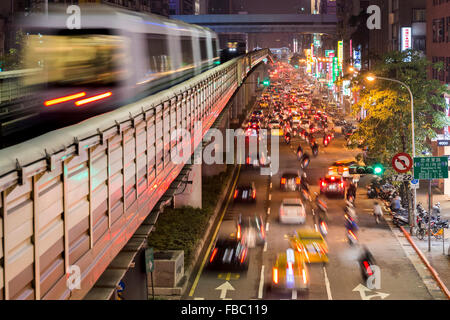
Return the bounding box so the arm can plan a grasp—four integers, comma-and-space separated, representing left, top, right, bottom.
392, 153, 413, 173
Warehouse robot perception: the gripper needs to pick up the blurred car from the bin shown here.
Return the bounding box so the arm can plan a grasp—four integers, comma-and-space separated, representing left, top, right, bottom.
279, 198, 306, 224
260, 101, 269, 108
319, 175, 345, 198
207, 237, 249, 271
233, 182, 256, 203
280, 171, 302, 191
288, 228, 329, 263
252, 110, 263, 119
328, 159, 360, 178
270, 248, 309, 292
236, 214, 266, 248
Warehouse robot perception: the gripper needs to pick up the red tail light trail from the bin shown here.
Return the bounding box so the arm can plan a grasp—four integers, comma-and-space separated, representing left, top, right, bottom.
75, 91, 112, 106
209, 248, 218, 263
44, 92, 86, 106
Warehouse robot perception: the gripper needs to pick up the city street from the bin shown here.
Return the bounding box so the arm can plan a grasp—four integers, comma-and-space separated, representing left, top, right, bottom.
184, 77, 446, 300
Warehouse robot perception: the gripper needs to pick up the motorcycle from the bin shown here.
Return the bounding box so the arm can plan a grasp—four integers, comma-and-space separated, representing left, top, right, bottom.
358, 247, 376, 281
345, 214, 359, 245
310, 142, 319, 157
297, 146, 303, 160
300, 153, 310, 169
318, 218, 328, 237
285, 134, 291, 145
367, 185, 377, 199
392, 208, 409, 227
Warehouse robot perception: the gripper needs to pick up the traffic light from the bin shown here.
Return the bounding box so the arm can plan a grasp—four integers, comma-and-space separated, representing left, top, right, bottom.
295, 65, 299, 69
373, 163, 384, 176
262, 78, 270, 86
349, 164, 384, 175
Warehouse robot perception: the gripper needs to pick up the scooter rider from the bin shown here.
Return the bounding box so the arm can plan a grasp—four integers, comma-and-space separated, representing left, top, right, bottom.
344, 200, 357, 220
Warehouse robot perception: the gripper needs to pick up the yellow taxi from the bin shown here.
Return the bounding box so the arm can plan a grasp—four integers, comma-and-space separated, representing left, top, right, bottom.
327, 158, 361, 178
260, 101, 269, 108
270, 248, 309, 292
288, 228, 328, 263
270, 123, 284, 136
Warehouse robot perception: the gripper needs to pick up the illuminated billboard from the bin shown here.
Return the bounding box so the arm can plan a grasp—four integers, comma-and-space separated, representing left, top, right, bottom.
401, 27, 412, 51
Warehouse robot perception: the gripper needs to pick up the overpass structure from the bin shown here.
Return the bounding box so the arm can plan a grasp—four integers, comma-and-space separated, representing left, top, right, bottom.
170, 14, 338, 35
0, 49, 271, 300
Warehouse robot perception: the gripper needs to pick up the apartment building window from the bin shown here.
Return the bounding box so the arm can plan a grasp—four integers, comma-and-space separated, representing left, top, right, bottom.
412, 9, 426, 22
440, 57, 446, 82
447, 57, 450, 83
413, 37, 426, 51
447, 17, 450, 42
432, 57, 438, 80
433, 19, 445, 42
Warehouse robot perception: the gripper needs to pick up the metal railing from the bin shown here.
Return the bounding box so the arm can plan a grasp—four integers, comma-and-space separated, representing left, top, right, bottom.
0, 49, 269, 300
0, 69, 39, 107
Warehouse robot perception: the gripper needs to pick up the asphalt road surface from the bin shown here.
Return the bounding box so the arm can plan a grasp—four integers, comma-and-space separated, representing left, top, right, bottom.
184, 84, 438, 301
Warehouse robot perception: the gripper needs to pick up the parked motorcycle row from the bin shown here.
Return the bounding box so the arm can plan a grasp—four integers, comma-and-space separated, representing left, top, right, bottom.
367, 178, 449, 238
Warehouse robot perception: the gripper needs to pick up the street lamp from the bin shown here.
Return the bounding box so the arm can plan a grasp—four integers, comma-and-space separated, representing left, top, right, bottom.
365, 74, 417, 233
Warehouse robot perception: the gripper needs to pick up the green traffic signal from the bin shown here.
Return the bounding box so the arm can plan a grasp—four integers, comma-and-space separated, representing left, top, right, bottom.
373, 163, 384, 175
295, 65, 299, 69
262, 78, 270, 86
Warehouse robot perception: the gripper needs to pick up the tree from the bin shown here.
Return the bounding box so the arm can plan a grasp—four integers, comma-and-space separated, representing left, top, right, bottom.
350, 49, 450, 167
349, 50, 449, 223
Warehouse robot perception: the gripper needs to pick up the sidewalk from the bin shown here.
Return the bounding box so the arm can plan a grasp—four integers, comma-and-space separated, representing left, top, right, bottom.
383, 186, 450, 297
415, 182, 450, 221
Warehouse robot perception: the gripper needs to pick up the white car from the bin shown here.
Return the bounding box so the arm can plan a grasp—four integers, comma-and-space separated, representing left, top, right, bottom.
279, 198, 306, 224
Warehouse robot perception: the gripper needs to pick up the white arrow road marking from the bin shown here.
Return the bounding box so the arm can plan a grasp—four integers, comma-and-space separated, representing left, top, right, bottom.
291, 289, 297, 300
323, 267, 333, 300
352, 283, 390, 300
215, 281, 235, 299
258, 266, 265, 299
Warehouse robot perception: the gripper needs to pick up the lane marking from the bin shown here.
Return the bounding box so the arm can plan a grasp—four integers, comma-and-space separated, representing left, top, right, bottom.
188, 165, 241, 297
292, 289, 297, 300
268, 194, 272, 201
258, 265, 265, 299
263, 242, 268, 252
266, 222, 270, 231
323, 266, 333, 300
267, 207, 271, 215
194, 297, 205, 300
314, 224, 318, 232
270, 182, 272, 189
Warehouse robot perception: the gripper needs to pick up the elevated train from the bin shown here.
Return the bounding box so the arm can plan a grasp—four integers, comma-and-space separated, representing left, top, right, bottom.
20, 5, 220, 114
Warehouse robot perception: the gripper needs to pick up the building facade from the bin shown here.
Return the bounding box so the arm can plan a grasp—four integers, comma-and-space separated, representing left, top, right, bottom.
426, 0, 450, 195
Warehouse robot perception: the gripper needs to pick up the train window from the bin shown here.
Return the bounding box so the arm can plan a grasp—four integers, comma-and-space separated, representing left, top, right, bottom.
22, 32, 128, 87
212, 40, 218, 57
181, 36, 194, 66
147, 34, 170, 73
199, 38, 207, 61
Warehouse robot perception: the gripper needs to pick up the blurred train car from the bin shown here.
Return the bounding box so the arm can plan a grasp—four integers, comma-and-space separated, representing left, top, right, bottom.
19, 4, 220, 115
220, 41, 247, 63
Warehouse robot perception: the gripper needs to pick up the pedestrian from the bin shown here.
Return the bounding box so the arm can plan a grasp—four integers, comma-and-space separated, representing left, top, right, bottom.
373, 201, 383, 224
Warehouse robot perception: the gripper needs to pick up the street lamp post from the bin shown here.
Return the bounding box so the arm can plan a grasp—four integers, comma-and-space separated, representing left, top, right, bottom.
366, 75, 416, 234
